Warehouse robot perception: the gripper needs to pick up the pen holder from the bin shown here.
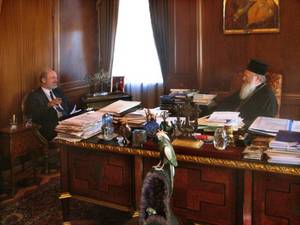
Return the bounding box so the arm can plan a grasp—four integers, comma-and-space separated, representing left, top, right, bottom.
132, 129, 147, 148
9, 118, 18, 131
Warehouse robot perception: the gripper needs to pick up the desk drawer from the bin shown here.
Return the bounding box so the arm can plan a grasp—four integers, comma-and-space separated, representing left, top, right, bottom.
68, 150, 134, 208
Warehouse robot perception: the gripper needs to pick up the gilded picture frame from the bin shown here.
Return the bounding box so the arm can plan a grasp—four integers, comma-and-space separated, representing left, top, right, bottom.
223, 0, 280, 34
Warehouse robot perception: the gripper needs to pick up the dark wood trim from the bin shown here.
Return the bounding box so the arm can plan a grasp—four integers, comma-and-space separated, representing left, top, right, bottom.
281, 93, 300, 104
243, 170, 253, 225
0, 0, 3, 15
53, 0, 60, 73
134, 156, 143, 210
60, 80, 88, 90
196, 0, 203, 91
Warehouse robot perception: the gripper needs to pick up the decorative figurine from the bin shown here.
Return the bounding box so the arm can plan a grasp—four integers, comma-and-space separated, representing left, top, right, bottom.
144, 109, 160, 138
153, 130, 178, 192
173, 98, 200, 138
159, 111, 172, 136
118, 119, 131, 145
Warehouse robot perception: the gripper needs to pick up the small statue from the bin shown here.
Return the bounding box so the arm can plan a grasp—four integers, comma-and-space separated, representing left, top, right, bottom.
144, 109, 160, 138
173, 98, 200, 138
159, 111, 172, 136
118, 119, 131, 145
153, 130, 178, 192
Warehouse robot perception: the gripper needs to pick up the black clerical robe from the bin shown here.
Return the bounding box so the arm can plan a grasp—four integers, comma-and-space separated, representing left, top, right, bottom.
26, 87, 70, 141
217, 83, 278, 125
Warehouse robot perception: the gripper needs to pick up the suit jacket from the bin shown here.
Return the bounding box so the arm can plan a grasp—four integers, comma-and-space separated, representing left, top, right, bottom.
26, 87, 70, 141
217, 83, 278, 126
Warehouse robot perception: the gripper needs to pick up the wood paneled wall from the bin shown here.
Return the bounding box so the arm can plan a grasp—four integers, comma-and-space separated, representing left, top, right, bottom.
0, 0, 57, 127
0, 0, 3, 14
167, 0, 198, 91
0, 0, 98, 128
201, 0, 300, 119
1, 0, 299, 126
168, 0, 300, 119
59, 0, 99, 105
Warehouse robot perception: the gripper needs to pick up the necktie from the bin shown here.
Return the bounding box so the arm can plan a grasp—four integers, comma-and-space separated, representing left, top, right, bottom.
50, 91, 55, 100
50, 91, 64, 112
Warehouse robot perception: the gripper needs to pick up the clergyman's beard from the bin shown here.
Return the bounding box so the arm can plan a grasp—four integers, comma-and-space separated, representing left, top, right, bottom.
239, 81, 256, 100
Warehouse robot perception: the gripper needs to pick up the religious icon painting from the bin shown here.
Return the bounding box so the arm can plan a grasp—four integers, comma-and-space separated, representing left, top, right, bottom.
223, 0, 280, 34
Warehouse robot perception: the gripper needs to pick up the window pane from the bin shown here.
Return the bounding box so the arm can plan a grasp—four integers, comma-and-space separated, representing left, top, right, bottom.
112, 0, 163, 85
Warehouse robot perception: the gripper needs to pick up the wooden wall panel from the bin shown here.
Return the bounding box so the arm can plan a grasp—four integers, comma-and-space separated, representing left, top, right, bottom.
167, 0, 198, 90
60, 0, 99, 104
0, 0, 56, 127
0, 0, 3, 14
0, 0, 99, 128
199, 0, 300, 119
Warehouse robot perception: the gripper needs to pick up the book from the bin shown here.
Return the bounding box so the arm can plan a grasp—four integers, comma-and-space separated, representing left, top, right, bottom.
276, 130, 300, 142
98, 100, 141, 116
193, 94, 217, 105
248, 117, 300, 136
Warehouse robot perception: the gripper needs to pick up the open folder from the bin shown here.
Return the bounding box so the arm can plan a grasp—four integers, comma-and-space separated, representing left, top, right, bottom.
248, 116, 300, 136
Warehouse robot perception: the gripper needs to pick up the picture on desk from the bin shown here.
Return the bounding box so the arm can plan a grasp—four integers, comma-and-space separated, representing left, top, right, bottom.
111, 76, 125, 93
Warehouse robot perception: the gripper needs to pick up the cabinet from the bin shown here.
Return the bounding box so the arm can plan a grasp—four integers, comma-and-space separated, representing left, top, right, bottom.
81, 93, 131, 109
0, 124, 42, 196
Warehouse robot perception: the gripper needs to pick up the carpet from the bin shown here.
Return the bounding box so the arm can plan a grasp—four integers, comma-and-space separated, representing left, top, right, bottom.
0, 177, 133, 225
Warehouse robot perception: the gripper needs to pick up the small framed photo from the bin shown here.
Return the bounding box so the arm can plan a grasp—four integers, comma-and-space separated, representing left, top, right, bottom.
111, 76, 125, 93
223, 0, 280, 34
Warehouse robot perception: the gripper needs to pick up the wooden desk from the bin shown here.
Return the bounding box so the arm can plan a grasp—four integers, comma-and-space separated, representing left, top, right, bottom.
0, 124, 42, 196
57, 139, 300, 225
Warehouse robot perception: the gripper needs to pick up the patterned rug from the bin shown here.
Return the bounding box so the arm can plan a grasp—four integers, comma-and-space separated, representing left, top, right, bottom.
0, 177, 133, 225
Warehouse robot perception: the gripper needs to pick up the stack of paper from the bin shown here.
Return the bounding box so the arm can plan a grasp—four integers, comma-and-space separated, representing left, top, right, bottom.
265, 150, 300, 165
117, 109, 146, 127
269, 140, 300, 151
197, 111, 244, 131
113, 108, 168, 127
248, 116, 300, 136
55, 111, 104, 142
169, 89, 197, 104
242, 145, 267, 160
264, 129, 300, 164
98, 100, 141, 116
193, 94, 216, 105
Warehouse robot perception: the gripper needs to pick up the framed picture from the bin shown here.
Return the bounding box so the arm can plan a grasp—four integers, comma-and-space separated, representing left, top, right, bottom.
111, 76, 125, 93
223, 0, 280, 34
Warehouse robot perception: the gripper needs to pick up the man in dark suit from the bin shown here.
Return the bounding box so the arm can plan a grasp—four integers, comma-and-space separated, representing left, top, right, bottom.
217, 59, 278, 125
26, 69, 70, 141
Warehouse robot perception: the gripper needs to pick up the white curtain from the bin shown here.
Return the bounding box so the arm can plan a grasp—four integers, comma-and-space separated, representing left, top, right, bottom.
112, 0, 164, 108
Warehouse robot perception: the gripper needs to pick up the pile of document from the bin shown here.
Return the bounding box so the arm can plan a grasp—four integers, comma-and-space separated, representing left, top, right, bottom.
98, 100, 141, 117
193, 94, 216, 105
118, 109, 146, 127
265, 150, 300, 165
265, 130, 300, 165
114, 108, 168, 127
169, 89, 197, 104
198, 111, 244, 131
248, 116, 300, 136
55, 111, 103, 142
242, 145, 267, 160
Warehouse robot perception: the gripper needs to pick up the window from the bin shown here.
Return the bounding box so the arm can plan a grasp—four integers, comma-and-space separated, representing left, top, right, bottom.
112, 0, 163, 85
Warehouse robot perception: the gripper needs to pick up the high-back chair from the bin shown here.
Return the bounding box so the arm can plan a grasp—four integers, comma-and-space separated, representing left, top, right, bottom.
265, 72, 282, 117
21, 91, 59, 174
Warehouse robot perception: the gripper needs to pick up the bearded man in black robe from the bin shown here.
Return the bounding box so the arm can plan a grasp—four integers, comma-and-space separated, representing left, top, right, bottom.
217, 59, 277, 125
